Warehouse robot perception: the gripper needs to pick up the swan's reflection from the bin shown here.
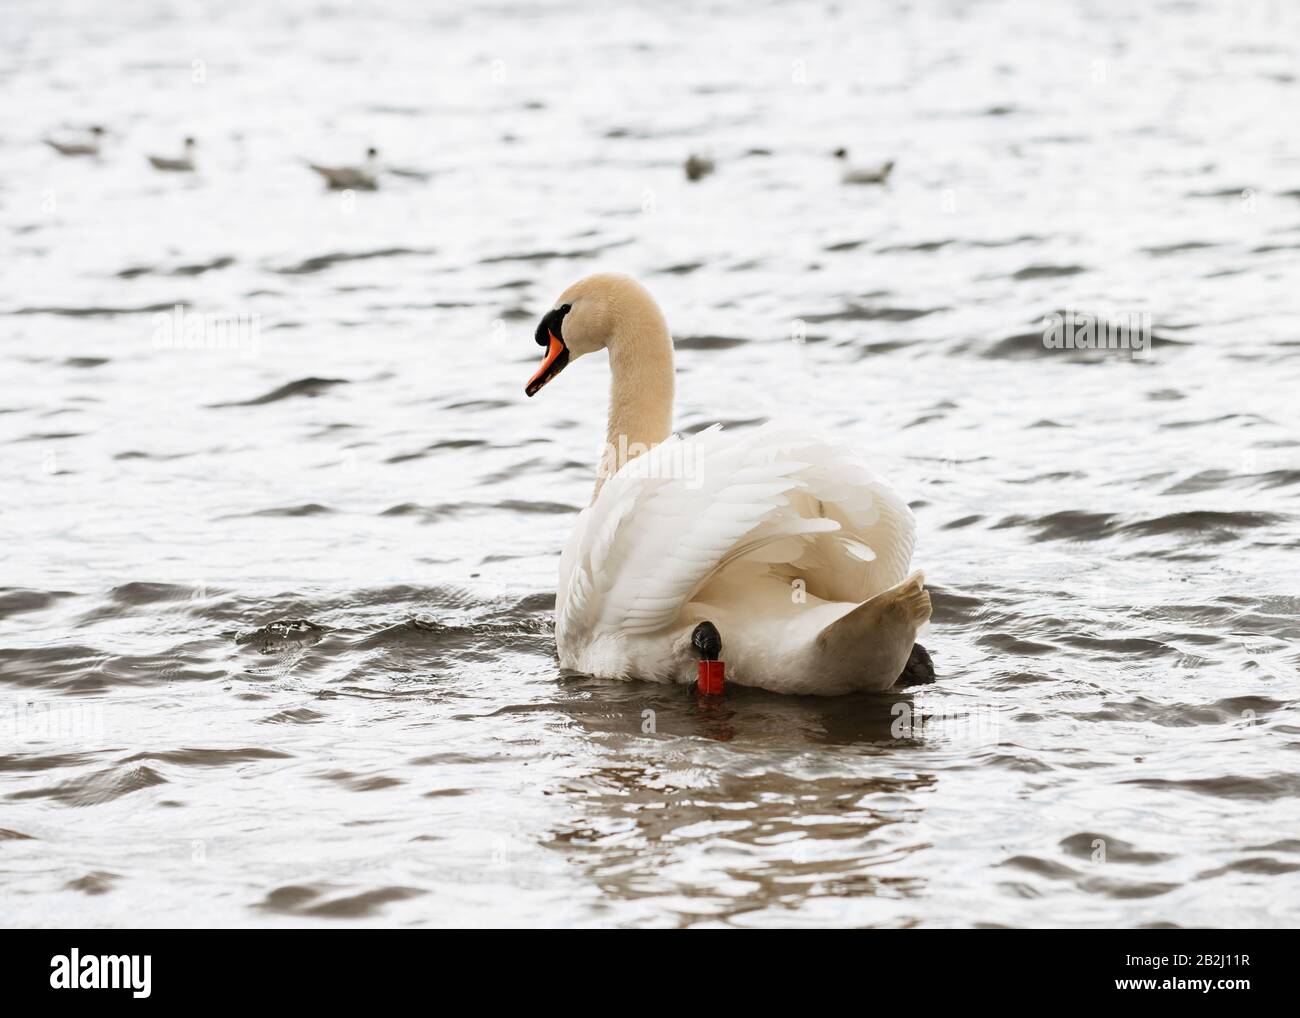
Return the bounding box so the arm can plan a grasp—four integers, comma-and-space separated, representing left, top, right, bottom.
537, 678, 940, 925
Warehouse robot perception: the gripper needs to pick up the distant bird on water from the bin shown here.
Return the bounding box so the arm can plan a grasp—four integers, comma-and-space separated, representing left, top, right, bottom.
45, 126, 105, 157
148, 137, 196, 172
308, 147, 380, 190
834, 148, 894, 185
684, 153, 715, 181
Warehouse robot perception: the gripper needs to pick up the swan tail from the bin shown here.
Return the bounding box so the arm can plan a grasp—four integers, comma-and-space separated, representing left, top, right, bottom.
814, 570, 931, 691
881, 569, 931, 627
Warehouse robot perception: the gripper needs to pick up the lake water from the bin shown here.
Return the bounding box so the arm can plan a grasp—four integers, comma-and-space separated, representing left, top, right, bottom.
2, 0, 1298, 927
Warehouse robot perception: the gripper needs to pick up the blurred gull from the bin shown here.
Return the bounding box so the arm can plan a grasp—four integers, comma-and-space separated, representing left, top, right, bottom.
148, 137, 196, 172
833, 148, 894, 185
684, 152, 715, 181
308, 147, 379, 190
45, 126, 104, 157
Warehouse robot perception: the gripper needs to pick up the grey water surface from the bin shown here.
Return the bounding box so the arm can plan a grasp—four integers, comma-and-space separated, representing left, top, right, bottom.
2, 0, 1299, 926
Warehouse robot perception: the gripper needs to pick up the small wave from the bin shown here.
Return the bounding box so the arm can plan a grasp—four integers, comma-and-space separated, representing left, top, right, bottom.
257, 883, 424, 918
117, 255, 235, 278
801, 304, 941, 323
384, 438, 488, 464
988, 510, 1284, 545
210, 377, 348, 407
1057, 635, 1169, 656
479, 238, 632, 264
379, 499, 574, 520
1071, 695, 1286, 726
230, 503, 336, 518
1142, 241, 1219, 257
1010, 264, 1086, 279
121, 747, 292, 767
1124, 773, 1300, 802
993, 511, 1118, 541
106, 581, 203, 606
317, 769, 404, 792
8, 762, 167, 807
495, 498, 577, 514
675, 334, 749, 350
260, 707, 328, 725
879, 239, 953, 253
113, 449, 192, 461
977, 633, 1055, 656
981, 330, 1180, 361
1078, 876, 1181, 900
11, 430, 84, 442
1161, 468, 1300, 494
855, 339, 917, 357
9, 302, 180, 317
1059, 832, 1173, 864
927, 587, 983, 624
1247, 840, 1300, 854
1198, 858, 1300, 878
1120, 510, 1287, 539
273, 248, 430, 275
0, 588, 75, 619
65, 872, 118, 895
1162, 412, 1273, 429
380, 501, 466, 521
444, 398, 511, 411
999, 855, 1077, 879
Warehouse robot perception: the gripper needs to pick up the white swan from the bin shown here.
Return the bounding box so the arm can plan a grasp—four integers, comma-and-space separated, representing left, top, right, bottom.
308, 147, 379, 190
148, 137, 196, 172
525, 273, 932, 695
45, 126, 104, 157
833, 148, 894, 185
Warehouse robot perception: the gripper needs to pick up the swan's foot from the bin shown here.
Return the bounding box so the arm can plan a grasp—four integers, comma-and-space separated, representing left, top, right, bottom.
894, 643, 935, 687
691, 621, 724, 695
691, 621, 722, 660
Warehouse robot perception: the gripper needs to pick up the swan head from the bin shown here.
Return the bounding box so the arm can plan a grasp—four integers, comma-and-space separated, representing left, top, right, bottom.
833, 147, 848, 159
183, 136, 196, 149
525, 272, 644, 397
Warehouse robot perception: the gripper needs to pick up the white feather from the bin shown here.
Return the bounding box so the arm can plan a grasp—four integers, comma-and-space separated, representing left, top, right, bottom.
556, 423, 916, 657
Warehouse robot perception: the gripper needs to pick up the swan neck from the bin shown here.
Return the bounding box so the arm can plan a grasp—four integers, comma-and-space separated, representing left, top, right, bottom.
596, 306, 674, 497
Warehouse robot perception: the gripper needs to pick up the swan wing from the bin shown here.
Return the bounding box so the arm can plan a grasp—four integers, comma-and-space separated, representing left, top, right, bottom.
557, 423, 915, 644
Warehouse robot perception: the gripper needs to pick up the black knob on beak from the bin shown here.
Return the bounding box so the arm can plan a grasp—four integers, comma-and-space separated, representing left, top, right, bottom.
535, 303, 571, 347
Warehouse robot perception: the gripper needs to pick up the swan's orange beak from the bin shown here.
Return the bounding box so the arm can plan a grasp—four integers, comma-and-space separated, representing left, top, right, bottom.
525, 331, 569, 397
